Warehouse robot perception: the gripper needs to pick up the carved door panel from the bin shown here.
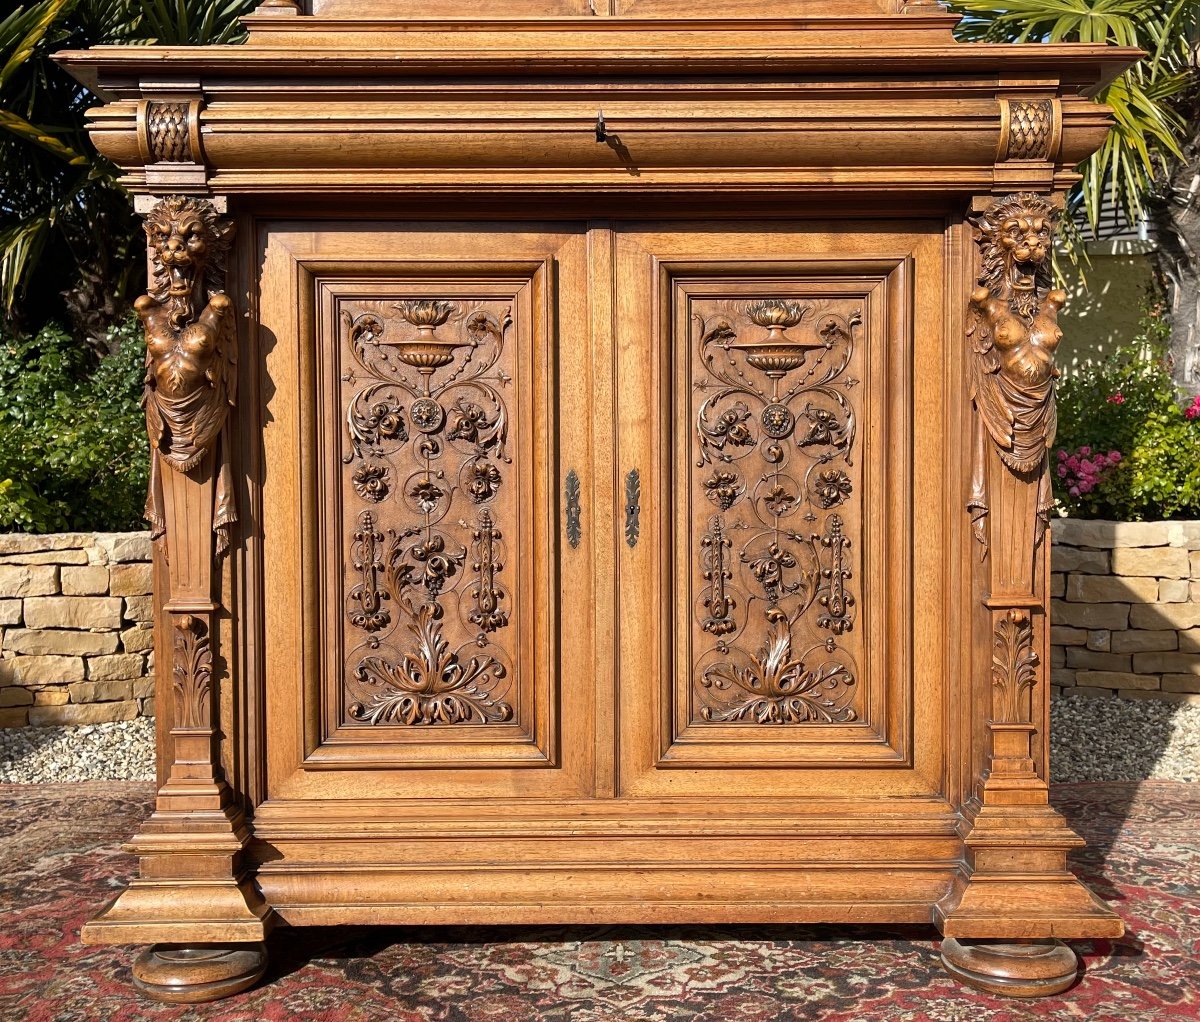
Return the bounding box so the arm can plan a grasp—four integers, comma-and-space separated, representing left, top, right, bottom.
614, 222, 949, 801
257, 223, 595, 801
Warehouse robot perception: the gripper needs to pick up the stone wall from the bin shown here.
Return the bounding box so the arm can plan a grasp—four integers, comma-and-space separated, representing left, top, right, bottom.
1051, 519, 1200, 703
0, 533, 154, 727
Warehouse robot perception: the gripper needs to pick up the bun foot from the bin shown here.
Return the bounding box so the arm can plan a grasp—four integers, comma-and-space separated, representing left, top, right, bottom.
940, 938, 1079, 997
132, 942, 267, 1003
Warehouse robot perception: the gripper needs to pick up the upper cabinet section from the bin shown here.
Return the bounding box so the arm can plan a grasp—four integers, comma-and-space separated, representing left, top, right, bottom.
286, 0, 908, 18
55, 7, 1138, 203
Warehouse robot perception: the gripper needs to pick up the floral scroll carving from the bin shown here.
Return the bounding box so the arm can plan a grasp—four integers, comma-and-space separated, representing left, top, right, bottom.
138, 196, 238, 555
967, 192, 1065, 553
339, 298, 517, 726
689, 297, 862, 725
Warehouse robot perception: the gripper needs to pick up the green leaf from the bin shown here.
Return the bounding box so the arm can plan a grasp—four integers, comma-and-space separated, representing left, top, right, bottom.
0, 107, 85, 162
0, 0, 77, 90
949, 0, 1195, 262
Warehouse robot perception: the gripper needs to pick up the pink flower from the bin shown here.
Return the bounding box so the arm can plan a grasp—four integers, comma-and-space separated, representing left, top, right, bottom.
1107, 392, 1125, 404
1056, 444, 1121, 503
1185, 395, 1200, 420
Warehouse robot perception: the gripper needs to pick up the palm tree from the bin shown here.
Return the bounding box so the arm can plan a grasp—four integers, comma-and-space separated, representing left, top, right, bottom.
951, 0, 1200, 385
0, 0, 256, 349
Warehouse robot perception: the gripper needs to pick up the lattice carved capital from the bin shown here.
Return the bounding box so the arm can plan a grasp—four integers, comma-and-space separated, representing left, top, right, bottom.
138, 99, 204, 165
997, 99, 1061, 163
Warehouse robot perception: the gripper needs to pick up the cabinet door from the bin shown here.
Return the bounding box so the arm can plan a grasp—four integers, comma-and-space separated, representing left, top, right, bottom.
614, 222, 948, 801
256, 223, 595, 801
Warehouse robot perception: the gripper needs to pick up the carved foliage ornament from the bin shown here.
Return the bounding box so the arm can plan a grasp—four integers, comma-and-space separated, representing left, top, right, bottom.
991, 609, 1039, 725
966, 193, 1065, 548
691, 298, 861, 725
139, 196, 238, 555
340, 298, 517, 726
172, 614, 212, 730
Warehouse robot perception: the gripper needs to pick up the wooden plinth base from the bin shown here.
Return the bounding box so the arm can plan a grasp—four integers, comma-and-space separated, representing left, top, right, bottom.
940, 938, 1079, 997
131, 943, 268, 1003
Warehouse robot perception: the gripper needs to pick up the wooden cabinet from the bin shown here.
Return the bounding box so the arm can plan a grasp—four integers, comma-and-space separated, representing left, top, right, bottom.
59, 1, 1136, 1004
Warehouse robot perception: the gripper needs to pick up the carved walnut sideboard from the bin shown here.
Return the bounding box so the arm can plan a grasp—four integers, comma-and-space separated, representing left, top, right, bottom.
59, 0, 1136, 1003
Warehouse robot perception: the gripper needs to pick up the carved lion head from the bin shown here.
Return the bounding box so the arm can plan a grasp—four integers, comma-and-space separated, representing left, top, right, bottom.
144, 196, 232, 324
975, 193, 1058, 320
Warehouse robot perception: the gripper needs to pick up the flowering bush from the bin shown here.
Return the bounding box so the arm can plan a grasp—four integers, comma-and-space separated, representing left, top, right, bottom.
1053, 306, 1200, 520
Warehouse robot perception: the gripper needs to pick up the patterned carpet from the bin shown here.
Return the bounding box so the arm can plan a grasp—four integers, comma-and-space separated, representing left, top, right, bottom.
0, 781, 1196, 1021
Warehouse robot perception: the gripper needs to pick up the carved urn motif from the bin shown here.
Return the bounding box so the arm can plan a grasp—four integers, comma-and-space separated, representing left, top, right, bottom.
726, 300, 830, 379
385, 300, 462, 377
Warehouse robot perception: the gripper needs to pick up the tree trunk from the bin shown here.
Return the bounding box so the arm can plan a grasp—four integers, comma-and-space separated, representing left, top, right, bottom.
1149, 93, 1200, 391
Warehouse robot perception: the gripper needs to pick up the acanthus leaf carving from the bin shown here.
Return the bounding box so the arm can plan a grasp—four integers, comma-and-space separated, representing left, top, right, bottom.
700, 616, 856, 724
350, 600, 512, 726
990, 609, 1039, 725
139, 195, 238, 556
172, 614, 212, 730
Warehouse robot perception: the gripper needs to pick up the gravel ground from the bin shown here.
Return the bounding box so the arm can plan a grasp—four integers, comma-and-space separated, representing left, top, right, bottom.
0, 697, 1196, 784
1049, 695, 1199, 783
0, 717, 155, 783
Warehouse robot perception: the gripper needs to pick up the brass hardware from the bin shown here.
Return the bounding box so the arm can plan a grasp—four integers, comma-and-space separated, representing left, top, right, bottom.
565, 469, 582, 548
624, 469, 641, 548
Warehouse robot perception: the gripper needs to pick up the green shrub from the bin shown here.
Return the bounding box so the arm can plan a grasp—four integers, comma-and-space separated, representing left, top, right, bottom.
1054, 306, 1200, 521
0, 315, 148, 532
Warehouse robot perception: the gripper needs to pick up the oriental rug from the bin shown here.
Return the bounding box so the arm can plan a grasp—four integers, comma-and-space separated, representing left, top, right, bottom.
0, 780, 1195, 1021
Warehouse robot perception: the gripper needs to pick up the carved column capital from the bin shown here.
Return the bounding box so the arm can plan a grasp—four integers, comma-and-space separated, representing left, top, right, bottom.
997, 99, 1062, 163
137, 92, 209, 192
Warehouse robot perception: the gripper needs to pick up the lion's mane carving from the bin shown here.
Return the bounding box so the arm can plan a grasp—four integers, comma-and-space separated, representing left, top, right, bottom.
967, 192, 1065, 549
137, 196, 237, 555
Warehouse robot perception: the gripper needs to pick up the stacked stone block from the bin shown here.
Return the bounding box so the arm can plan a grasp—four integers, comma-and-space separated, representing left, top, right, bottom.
0, 533, 155, 727
1051, 519, 1200, 704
